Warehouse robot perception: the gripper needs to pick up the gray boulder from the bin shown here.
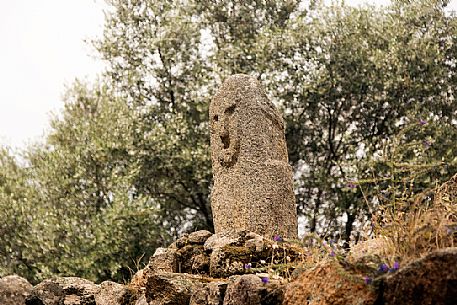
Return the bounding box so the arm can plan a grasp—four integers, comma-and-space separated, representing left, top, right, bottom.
145, 273, 210, 305
378, 247, 457, 305
189, 281, 227, 305
25, 277, 135, 305
222, 274, 283, 305
0, 275, 33, 305
26, 277, 99, 305
188, 230, 213, 245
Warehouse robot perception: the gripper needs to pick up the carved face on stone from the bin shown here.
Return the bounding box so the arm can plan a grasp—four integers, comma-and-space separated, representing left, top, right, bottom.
211, 98, 240, 167
210, 75, 289, 170
209, 74, 298, 239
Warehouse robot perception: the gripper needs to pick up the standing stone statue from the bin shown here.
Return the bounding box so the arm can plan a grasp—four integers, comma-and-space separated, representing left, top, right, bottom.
209, 74, 298, 239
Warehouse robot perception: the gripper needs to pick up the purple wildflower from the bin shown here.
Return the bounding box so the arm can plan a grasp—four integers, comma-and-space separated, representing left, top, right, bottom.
329, 250, 336, 257
423, 140, 431, 148
261, 277, 269, 284
273, 234, 282, 242
378, 263, 389, 273
244, 263, 252, 269
419, 119, 427, 126
393, 261, 400, 270
364, 276, 372, 285
347, 182, 357, 189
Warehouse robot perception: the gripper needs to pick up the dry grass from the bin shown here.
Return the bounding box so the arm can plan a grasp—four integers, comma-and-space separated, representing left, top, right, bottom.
370, 173, 457, 266
274, 173, 457, 284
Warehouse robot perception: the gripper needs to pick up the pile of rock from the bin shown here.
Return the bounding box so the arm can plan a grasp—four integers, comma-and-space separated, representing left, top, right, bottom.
3, 234, 457, 304
127, 230, 457, 305
142, 230, 304, 277
131, 230, 305, 305
24, 277, 135, 305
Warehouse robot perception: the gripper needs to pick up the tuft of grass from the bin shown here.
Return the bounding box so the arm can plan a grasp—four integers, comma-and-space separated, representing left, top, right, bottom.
258, 173, 456, 285
350, 119, 457, 269
372, 173, 457, 266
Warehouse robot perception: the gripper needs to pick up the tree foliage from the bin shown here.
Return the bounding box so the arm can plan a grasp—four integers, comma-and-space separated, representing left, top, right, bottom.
258, 0, 457, 240
1, 81, 169, 283
0, 147, 38, 280
25, 81, 167, 282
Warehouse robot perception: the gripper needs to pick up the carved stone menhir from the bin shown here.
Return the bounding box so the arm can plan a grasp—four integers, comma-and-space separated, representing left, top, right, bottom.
209, 74, 298, 239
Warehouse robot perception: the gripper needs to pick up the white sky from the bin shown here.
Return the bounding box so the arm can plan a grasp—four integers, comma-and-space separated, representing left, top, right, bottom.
0, 0, 456, 150
0, 0, 107, 149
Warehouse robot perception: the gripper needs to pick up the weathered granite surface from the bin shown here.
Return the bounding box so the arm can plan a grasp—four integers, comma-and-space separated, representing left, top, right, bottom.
283, 260, 376, 305
0, 275, 32, 305
209, 74, 298, 239
377, 247, 457, 305
25, 277, 137, 305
